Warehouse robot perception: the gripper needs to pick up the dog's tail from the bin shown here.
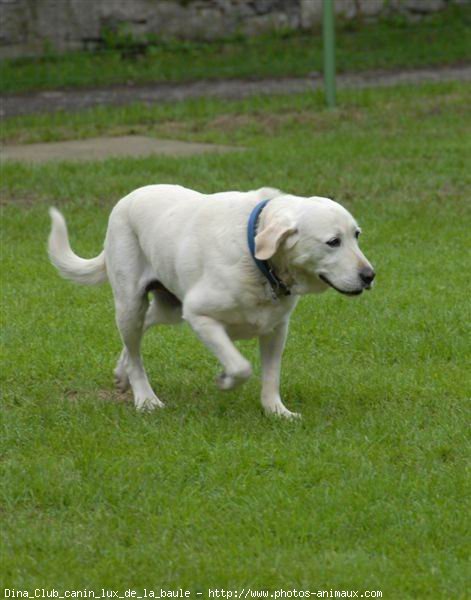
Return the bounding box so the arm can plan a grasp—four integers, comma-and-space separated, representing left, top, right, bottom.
48, 207, 108, 285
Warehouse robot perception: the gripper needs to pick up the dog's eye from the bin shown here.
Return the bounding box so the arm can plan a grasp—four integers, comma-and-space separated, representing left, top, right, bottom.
326, 238, 341, 247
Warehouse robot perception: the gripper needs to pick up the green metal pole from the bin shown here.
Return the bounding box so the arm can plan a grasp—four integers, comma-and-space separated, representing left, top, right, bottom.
323, 0, 336, 108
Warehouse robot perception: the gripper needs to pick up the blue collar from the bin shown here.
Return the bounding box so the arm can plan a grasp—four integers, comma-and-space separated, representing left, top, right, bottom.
247, 199, 291, 297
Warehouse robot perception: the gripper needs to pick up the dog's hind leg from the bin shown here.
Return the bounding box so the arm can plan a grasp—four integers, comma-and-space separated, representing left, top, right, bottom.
107, 240, 163, 410
145, 290, 183, 329
113, 292, 164, 411
113, 347, 130, 392
114, 291, 182, 394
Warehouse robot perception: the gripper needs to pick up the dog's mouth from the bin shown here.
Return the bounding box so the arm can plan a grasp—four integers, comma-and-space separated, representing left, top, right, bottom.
318, 274, 363, 296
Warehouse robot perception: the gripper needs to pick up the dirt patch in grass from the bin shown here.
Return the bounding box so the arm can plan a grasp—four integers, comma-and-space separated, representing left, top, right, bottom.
0, 191, 41, 207
64, 388, 131, 405
97, 389, 132, 404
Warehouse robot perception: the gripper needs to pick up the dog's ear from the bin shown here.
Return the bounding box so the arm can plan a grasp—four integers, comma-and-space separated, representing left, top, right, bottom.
255, 217, 298, 261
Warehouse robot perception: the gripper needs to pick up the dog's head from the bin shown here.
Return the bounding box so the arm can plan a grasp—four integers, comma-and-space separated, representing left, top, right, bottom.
254, 195, 375, 296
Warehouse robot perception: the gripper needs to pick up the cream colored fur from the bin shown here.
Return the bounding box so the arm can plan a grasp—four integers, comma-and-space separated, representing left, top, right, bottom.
48, 185, 374, 418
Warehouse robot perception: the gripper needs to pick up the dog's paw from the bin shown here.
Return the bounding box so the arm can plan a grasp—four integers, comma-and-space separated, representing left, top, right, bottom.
263, 401, 301, 420
278, 409, 301, 420
114, 369, 130, 393
216, 363, 252, 391
135, 394, 165, 412
216, 372, 237, 390
114, 349, 130, 392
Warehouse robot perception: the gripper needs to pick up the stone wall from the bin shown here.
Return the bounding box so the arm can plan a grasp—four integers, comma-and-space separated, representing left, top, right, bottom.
0, 0, 465, 59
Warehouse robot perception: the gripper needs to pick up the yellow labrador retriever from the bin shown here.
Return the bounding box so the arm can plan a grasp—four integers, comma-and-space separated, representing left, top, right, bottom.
48, 185, 375, 418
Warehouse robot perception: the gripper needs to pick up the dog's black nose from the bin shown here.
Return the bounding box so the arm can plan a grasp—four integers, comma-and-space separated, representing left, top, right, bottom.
360, 267, 375, 286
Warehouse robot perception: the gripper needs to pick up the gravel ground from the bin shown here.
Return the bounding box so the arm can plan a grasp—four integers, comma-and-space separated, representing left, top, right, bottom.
1, 65, 470, 119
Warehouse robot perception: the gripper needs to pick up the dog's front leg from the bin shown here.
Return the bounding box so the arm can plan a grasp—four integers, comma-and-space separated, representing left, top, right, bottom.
259, 321, 299, 419
185, 313, 252, 390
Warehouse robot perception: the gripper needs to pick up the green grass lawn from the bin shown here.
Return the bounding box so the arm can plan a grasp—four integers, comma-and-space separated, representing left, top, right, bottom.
1, 5, 470, 93
1, 82, 471, 597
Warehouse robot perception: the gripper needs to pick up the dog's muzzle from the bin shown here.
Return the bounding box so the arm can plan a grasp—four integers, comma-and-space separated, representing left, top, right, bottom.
318, 272, 374, 296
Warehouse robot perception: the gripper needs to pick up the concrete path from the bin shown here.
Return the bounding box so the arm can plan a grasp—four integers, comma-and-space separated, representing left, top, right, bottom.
1, 65, 470, 119
0, 135, 239, 164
